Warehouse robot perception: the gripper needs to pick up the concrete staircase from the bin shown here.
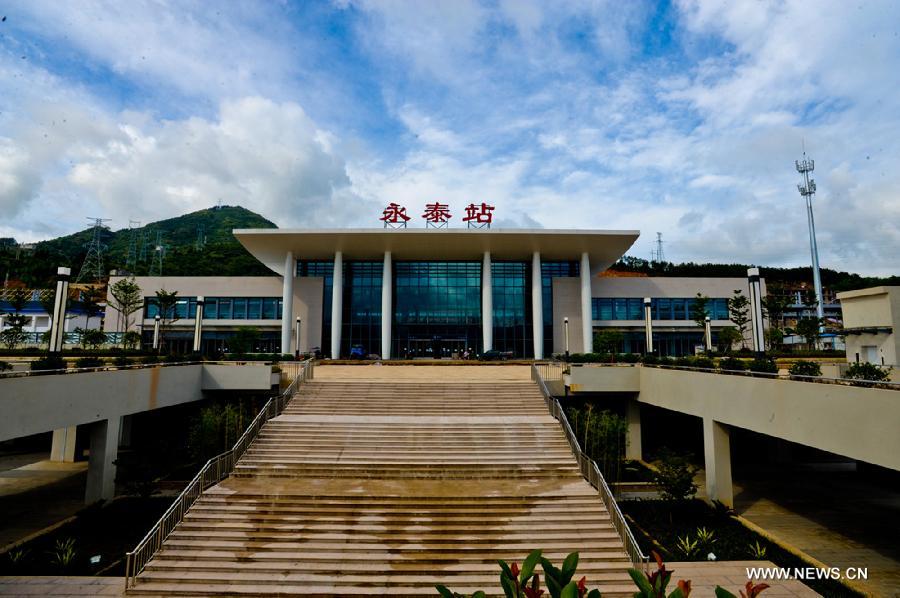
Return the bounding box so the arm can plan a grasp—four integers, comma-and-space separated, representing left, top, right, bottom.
129, 373, 634, 596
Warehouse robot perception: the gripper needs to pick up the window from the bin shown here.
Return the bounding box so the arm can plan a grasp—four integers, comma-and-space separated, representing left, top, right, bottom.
248, 298, 262, 319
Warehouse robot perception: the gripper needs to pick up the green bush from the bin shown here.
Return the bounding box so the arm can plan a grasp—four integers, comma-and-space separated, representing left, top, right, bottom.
845, 362, 891, 385
653, 448, 698, 501
74, 356, 104, 369
691, 356, 715, 370
140, 355, 160, 364
748, 357, 778, 374
113, 356, 131, 367
31, 355, 66, 371
641, 354, 659, 365
718, 357, 746, 372
0, 360, 12, 371
788, 361, 822, 377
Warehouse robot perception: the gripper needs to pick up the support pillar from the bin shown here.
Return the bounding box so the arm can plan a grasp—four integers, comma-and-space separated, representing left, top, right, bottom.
331, 251, 343, 359
381, 251, 392, 359
531, 252, 543, 359
48, 267, 71, 353
482, 251, 492, 353
748, 267, 765, 354
50, 426, 77, 462
643, 297, 653, 354
704, 316, 712, 352
626, 402, 642, 461
280, 251, 295, 354
580, 252, 592, 353
152, 315, 161, 351
192, 296, 204, 353
702, 418, 733, 507
85, 417, 121, 503
295, 317, 302, 356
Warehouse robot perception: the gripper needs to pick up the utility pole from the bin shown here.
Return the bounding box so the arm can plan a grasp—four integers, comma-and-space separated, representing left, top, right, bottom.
650, 232, 665, 264
125, 220, 141, 269
149, 232, 166, 277
795, 152, 825, 341
76, 217, 111, 283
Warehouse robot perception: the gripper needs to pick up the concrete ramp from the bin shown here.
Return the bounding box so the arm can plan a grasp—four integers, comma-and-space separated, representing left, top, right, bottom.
128, 367, 633, 596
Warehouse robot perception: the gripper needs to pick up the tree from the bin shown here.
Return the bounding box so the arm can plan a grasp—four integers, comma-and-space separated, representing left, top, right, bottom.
593, 328, 623, 354
1, 289, 30, 349
77, 286, 104, 330
764, 327, 784, 351
108, 278, 143, 348
122, 330, 142, 350
795, 317, 822, 350
761, 286, 791, 330
228, 326, 260, 354
690, 293, 710, 331
154, 289, 179, 352
717, 326, 742, 354
80, 328, 107, 350
727, 290, 751, 349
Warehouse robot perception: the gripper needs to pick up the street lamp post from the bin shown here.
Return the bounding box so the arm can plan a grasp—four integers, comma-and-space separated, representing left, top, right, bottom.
643, 297, 653, 355
152, 315, 161, 352
564, 317, 570, 361
704, 316, 712, 353
295, 317, 302, 358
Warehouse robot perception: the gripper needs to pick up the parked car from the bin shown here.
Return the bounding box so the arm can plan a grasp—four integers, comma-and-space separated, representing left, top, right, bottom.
480, 349, 513, 361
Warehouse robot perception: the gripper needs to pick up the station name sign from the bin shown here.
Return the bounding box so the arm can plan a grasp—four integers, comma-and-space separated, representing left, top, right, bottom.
380, 202, 495, 229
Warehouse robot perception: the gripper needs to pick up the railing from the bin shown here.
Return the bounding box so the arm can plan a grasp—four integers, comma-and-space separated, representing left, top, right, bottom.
123, 359, 314, 589
531, 364, 649, 571
534, 361, 565, 382
0, 359, 288, 379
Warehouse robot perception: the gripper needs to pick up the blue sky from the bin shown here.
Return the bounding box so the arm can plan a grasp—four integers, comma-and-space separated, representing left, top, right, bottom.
0, 0, 898, 275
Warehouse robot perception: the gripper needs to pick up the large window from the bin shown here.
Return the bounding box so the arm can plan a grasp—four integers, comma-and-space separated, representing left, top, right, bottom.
492, 262, 532, 357
144, 296, 282, 320
393, 261, 482, 359
341, 261, 382, 357
591, 297, 729, 321
298, 260, 334, 355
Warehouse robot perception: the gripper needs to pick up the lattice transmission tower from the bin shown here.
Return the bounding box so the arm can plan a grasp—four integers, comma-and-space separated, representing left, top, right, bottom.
125, 220, 141, 269
76, 217, 111, 283
650, 232, 666, 264
149, 231, 167, 277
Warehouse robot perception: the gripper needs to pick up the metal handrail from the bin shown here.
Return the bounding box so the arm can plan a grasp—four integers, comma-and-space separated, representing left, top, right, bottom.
123, 359, 315, 589
0, 359, 298, 379
531, 364, 649, 571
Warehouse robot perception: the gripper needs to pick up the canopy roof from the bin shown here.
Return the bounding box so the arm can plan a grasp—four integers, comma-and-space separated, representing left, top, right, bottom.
233, 228, 640, 276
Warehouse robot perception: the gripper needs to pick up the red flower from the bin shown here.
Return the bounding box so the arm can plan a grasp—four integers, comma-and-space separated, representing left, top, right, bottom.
577, 576, 587, 597
678, 579, 692, 597
524, 574, 544, 598
740, 581, 770, 598
511, 562, 520, 578
647, 551, 672, 595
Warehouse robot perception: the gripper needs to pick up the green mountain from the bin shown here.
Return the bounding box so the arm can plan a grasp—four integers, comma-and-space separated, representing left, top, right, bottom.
1, 205, 276, 286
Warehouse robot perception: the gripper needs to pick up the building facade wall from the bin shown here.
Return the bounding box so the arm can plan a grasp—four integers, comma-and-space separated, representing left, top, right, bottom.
839, 287, 899, 366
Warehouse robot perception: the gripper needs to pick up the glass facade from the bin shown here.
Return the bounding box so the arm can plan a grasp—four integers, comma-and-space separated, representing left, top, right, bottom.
340, 261, 382, 357
591, 297, 729, 321
393, 261, 482, 359
144, 296, 282, 320
297, 260, 334, 355
541, 261, 580, 356
491, 262, 532, 357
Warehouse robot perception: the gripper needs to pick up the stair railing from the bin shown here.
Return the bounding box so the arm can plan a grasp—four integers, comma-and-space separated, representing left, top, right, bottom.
531, 363, 649, 571
124, 359, 315, 589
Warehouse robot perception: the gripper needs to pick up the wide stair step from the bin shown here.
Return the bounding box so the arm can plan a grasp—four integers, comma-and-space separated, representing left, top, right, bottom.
128, 368, 633, 597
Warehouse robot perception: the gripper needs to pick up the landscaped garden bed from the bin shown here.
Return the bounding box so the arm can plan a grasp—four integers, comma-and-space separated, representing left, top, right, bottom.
621, 499, 864, 597
0, 496, 173, 576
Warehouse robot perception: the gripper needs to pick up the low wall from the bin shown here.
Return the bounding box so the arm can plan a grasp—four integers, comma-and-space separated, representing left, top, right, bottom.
567, 364, 900, 471
0, 363, 275, 442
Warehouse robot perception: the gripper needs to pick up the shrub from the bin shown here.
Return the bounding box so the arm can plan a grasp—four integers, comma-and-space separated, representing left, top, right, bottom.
113, 356, 131, 367
788, 361, 821, 377
845, 362, 892, 386
140, 355, 160, 364
674, 356, 692, 367
74, 356, 104, 369
0, 360, 12, 371
31, 355, 66, 371
718, 357, 746, 372
653, 448, 698, 501
641, 354, 659, 365
748, 357, 777, 374
691, 357, 715, 370
164, 353, 186, 363
618, 353, 641, 363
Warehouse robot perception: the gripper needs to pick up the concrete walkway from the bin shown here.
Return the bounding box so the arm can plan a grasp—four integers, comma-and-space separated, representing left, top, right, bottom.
0, 454, 87, 551
734, 470, 900, 597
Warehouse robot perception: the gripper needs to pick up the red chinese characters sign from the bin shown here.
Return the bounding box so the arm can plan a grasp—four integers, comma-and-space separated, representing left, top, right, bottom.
379, 202, 494, 228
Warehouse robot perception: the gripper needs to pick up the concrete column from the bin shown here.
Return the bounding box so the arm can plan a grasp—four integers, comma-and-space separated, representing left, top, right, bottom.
85, 417, 121, 503
49, 267, 70, 353
702, 418, 733, 507
280, 251, 295, 354
50, 426, 78, 462
626, 402, 642, 461
704, 316, 712, 352
331, 251, 343, 359
152, 315, 161, 351
192, 296, 204, 353
482, 251, 493, 352
531, 252, 543, 359
580, 252, 592, 353
643, 297, 653, 354
748, 267, 765, 354
381, 251, 392, 359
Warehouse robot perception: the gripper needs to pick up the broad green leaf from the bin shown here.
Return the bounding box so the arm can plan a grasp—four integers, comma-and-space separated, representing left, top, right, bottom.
520, 549, 543, 583
561, 553, 579, 579
500, 574, 516, 598
499, 560, 514, 579
472, 592, 487, 598
667, 589, 684, 598
435, 585, 455, 598
628, 569, 654, 596
714, 587, 738, 598
561, 581, 579, 598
